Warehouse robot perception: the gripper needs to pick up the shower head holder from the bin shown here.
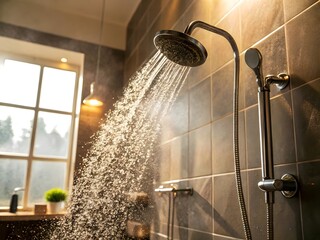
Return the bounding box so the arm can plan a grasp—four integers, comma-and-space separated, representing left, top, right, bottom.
258, 174, 298, 198
245, 48, 290, 91
265, 73, 290, 90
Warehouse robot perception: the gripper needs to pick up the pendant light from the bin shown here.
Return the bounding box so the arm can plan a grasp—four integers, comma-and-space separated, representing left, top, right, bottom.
83, 0, 106, 107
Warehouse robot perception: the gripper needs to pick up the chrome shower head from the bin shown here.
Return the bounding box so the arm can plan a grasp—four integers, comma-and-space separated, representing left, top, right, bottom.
153, 30, 207, 67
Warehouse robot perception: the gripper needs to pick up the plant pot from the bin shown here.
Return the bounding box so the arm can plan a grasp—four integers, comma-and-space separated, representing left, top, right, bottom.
48, 201, 64, 213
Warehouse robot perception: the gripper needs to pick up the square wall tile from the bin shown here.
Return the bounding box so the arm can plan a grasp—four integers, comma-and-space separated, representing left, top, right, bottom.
213, 173, 247, 238
152, 191, 171, 228
189, 77, 211, 130
157, 0, 194, 30
286, 3, 320, 88
270, 92, 296, 165
161, 93, 188, 142
188, 177, 213, 233
172, 181, 191, 229
240, 0, 284, 51
292, 79, 320, 161
151, 223, 168, 239
124, 52, 138, 83
188, 229, 213, 240
150, 232, 167, 240
152, 181, 191, 236
189, 124, 212, 177
299, 161, 320, 239
170, 135, 188, 180
173, 226, 188, 240
211, 0, 240, 25
211, 7, 241, 73
211, 62, 235, 121
182, 0, 214, 88
273, 165, 302, 240
212, 112, 246, 174
158, 143, 171, 182
283, 0, 317, 22
146, 0, 170, 28
247, 169, 267, 239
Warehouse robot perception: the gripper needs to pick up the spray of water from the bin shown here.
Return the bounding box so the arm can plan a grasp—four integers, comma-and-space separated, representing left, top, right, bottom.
48, 51, 190, 239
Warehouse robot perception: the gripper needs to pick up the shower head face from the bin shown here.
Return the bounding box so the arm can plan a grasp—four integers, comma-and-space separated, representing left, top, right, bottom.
154, 30, 207, 67
245, 48, 262, 71
245, 48, 263, 86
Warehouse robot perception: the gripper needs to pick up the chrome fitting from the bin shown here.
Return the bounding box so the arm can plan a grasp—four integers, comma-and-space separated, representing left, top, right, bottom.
258, 174, 298, 198
265, 73, 290, 90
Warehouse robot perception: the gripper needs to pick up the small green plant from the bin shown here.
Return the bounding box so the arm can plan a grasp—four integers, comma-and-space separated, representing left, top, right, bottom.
44, 188, 67, 202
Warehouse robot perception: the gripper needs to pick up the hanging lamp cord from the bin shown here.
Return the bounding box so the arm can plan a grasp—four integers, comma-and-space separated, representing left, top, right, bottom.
95, 0, 105, 84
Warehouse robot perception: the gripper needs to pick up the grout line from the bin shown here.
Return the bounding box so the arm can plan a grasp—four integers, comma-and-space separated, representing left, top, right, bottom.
175, 225, 244, 240
172, 0, 196, 30
238, 1, 319, 55
215, 0, 243, 26
161, 161, 307, 184
297, 159, 320, 165
211, 175, 215, 236
285, 12, 301, 233
283, 0, 319, 25
273, 162, 299, 168
126, 0, 170, 60
290, 77, 320, 92
187, 71, 212, 90
159, 132, 189, 146
160, 168, 256, 185
243, 100, 250, 219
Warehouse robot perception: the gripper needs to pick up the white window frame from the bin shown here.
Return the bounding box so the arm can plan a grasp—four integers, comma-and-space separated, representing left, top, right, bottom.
0, 51, 81, 210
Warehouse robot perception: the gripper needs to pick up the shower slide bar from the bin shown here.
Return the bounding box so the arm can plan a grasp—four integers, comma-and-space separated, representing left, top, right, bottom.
245, 48, 299, 200
245, 48, 299, 240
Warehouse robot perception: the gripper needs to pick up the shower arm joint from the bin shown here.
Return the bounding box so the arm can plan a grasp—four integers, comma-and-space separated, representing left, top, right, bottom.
184, 21, 239, 58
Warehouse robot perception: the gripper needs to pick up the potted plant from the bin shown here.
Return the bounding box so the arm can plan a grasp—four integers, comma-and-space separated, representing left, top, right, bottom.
44, 188, 67, 213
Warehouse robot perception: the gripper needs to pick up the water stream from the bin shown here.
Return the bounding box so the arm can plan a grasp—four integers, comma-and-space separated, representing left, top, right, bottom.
49, 51, 190, 239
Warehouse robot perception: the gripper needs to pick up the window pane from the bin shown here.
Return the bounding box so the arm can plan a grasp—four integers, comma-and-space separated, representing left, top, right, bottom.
0, 59, 40, 107
28, 161, 66, 205
0, 159, 27, 207
39, 67, 76, 112
0, 106, 34, 155
34, 112, 71, 158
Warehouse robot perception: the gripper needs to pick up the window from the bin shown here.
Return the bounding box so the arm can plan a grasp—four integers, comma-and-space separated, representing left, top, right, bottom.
0, 54, 80, 209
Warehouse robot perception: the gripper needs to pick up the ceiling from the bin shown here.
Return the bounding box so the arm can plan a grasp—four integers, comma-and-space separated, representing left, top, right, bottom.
0, 0, 141, 50
16, 0, 141, 26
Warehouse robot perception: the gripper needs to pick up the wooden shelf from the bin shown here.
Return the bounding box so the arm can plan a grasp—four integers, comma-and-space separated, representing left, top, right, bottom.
0, 211, 65, 221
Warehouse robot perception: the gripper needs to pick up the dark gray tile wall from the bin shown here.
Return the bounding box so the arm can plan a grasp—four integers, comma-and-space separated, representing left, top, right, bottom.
189, 78, 211, 130
292, 80, 320, 162
286, 3, 320, 88
213, 173, 247, 238
125, 1, 320, 239
298, 161, 320, 239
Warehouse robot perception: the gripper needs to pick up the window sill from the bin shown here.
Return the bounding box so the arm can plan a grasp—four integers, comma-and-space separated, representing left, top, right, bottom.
0, 211, 65, 221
